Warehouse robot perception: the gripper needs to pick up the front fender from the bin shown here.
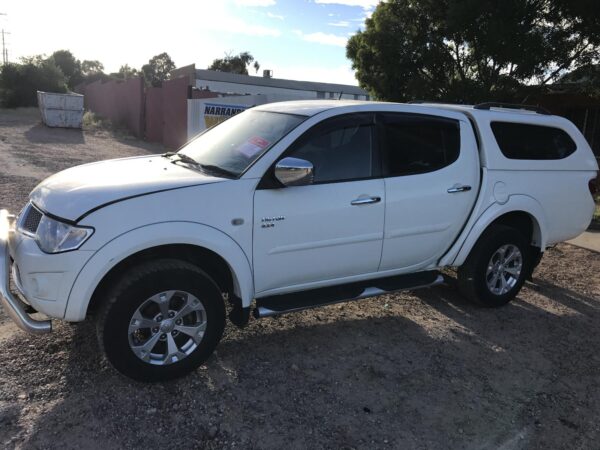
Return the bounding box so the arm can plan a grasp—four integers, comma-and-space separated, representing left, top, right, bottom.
64, 221, 254, 321
441, 195, 548, 268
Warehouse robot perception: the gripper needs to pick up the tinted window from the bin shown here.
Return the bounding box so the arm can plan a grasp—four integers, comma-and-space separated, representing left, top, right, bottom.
289, 114, 374, 183
381, 114, 460, 176
491, 122, 576, 160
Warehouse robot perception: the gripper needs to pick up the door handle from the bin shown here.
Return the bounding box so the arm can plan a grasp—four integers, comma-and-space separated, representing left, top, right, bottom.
351, 196, 381, 205
447, 185, 472, 193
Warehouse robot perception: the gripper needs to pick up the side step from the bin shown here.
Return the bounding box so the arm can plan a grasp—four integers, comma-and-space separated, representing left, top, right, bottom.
254, 271, 445, 318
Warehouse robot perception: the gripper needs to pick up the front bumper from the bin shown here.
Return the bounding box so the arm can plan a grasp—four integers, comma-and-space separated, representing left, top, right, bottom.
0, 209, 52, 334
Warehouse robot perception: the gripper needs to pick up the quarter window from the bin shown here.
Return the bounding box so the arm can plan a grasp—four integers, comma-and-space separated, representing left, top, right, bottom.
381, 114, 460, 176
288, 114, 374, 183
491, 122, 577, 160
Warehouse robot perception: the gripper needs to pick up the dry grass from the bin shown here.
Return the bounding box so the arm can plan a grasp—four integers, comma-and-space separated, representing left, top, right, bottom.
81, 111, 132, 138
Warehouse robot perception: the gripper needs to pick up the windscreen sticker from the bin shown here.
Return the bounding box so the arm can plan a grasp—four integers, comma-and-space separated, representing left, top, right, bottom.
237, 136, 271, 158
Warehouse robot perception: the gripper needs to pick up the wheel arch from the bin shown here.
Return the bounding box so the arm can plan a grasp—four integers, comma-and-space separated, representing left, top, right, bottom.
87, 244, 235, 316
64, 222, 254, 321
449, 195, 547, 267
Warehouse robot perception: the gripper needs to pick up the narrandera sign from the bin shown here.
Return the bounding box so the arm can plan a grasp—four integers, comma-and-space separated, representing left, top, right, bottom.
203, 103, 249, 128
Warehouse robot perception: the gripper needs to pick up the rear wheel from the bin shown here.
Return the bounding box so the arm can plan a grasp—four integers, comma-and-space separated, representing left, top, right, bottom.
458, 225, 531, 307
96, 259, 225, 382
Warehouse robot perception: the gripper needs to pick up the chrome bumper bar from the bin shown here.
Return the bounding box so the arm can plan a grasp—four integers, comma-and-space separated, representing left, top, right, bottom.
0, 209, 51, 334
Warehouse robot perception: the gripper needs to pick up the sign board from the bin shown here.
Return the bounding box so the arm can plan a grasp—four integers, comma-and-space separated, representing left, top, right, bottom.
203, 103, 249, 129
187, 94, 314, 140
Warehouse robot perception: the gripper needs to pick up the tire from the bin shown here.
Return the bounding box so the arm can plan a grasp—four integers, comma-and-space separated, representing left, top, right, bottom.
96, 259, 226, 382
457, 225, 531, 307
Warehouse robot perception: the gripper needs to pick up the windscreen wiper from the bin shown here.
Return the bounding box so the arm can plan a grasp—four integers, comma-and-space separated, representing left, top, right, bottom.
162, 152, 200, 166
162, 152, 236, 178
197, 164, 237, 179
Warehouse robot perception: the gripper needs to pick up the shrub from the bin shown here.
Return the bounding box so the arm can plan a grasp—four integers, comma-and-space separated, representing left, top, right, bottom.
0, 59, 67, 108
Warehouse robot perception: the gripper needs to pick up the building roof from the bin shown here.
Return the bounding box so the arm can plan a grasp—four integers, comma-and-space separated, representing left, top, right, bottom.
195, 69, 367, 96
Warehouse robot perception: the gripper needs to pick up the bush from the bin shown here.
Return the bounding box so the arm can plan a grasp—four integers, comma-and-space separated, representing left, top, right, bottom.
0, 59, 67, 108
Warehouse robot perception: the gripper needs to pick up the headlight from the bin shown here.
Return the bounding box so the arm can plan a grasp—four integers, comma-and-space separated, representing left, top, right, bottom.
35, 215, 94, 253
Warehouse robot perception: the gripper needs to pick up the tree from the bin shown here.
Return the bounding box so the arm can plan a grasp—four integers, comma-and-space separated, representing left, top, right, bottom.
111, 64, 140, 80
141, 52, 176, 87
559, 64, 600, 97
81, 60, 104, 76
49, 50, 82, 88
208, 51, 260, 75
0, 58, 66, 107
346, 0, 600, 102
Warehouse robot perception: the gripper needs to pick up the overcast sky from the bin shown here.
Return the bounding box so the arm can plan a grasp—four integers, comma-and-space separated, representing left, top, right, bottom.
0, 0, 380, 86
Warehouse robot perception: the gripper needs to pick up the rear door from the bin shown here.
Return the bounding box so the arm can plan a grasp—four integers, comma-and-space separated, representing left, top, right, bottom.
378, 113, 479, 271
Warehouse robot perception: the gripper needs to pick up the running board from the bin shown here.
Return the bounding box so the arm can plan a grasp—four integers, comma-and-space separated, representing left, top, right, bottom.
254, 271, 445, 318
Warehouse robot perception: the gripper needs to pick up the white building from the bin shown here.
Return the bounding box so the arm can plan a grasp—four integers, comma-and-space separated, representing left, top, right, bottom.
194, 68, 369, 101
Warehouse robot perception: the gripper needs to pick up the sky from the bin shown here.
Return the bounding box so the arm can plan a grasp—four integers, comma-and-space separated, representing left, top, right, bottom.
0, 0, 380, 86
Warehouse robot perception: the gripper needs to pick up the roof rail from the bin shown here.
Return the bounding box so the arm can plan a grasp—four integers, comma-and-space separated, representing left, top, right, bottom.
407, 100, 455, 105
474, 102, 551, 115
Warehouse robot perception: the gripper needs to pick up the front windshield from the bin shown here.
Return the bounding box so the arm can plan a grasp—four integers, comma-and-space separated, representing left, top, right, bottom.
179, 110, 306, 177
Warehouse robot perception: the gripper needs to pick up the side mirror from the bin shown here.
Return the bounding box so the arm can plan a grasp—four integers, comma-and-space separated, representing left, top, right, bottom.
274, 157, 314, 187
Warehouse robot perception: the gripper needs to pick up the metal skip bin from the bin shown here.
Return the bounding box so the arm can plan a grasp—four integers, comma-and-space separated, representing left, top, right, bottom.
37, 91, 84, 128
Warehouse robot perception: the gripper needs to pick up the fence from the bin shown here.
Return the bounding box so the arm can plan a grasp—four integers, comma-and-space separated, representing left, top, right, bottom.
76, 76, 217, 149
78, 77, 145, 138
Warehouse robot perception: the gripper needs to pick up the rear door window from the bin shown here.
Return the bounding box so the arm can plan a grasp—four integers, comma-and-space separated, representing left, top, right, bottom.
380, 113, 460, 176
491, 122, 577, 160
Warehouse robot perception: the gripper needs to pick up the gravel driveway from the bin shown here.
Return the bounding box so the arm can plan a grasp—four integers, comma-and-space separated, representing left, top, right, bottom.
0, 108, 599, 450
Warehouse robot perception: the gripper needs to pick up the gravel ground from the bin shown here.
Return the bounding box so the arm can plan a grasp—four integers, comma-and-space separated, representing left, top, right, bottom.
1, 108, 600, 449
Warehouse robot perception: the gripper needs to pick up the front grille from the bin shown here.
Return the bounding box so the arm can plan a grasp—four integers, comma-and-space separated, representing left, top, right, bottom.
18, 203, 43, 235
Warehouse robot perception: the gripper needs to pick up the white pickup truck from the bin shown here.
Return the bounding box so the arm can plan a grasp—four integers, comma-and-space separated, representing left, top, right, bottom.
1, 100, 597, 381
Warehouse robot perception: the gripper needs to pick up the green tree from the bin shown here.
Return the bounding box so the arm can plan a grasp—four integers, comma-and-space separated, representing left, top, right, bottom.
141, 52, 176, 87
49, 49, 82, 88
346, 0, 600, 102
81, 60, 104, 76
112, 64, 139, 80
559, 64, 600, 97
0, 58, 67, 107
208, 51, 260, 75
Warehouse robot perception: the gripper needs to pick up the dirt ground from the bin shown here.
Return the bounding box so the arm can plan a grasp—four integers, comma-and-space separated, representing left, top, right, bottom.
0, 108, 599, 450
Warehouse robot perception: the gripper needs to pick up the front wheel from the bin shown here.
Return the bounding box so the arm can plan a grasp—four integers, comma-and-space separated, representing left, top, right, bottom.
458, 225, 531, 307
96, 259, 225, 382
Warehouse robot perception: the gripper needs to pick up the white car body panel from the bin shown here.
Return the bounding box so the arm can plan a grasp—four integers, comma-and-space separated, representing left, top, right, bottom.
380, 120, 480, 271
30, 155, 224, 221
65, 221, 254, 321
253, 179, 385, 293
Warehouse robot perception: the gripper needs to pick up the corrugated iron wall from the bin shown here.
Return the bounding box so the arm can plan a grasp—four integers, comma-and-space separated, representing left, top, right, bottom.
145, 86, 164, 144
78, 77, 145, 137
77, 76, 216, 149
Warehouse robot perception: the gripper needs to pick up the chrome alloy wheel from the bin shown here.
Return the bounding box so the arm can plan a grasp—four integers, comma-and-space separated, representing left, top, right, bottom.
128, 290, 207, 366
486, 244, 523, 295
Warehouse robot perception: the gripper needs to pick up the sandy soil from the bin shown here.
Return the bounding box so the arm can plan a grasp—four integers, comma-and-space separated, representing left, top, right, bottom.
0, 108, 599, 450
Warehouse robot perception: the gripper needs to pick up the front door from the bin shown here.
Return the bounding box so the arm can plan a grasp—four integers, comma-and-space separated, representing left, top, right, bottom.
253, 113, 385, 294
